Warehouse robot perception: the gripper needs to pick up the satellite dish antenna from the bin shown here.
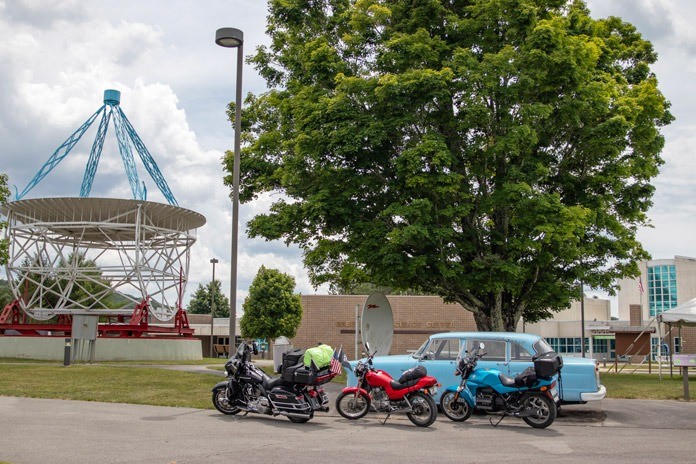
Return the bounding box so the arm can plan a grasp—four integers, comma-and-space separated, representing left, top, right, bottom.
361, 292, 394, 356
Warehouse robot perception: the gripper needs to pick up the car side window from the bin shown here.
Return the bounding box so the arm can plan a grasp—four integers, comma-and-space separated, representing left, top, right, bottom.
427, 338, 460, 360
466, 339, 506, 362
510, 342, 533, 361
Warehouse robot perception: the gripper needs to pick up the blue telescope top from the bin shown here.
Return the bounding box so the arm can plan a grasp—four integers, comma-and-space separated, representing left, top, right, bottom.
104, 89, 121, 106
14, 88, 178, 205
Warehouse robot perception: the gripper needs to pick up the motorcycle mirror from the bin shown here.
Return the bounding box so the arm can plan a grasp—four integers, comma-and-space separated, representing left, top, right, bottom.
252, 341, 259, 355
479, 342, 485, 350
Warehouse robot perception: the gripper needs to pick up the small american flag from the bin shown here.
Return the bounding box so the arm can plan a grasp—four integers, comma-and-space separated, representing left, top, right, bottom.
638, 279, 645, 295
330, 346, 343, 375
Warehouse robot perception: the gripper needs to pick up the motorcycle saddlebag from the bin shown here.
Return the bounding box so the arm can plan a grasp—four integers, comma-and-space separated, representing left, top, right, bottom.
514, 366, 538, 387
398, 365, 427, 383
268, 387, 311, 415
533, 351, 563, 379
281, 364, 316, 385
280, 349, 306, 373
292, 366, 316, 385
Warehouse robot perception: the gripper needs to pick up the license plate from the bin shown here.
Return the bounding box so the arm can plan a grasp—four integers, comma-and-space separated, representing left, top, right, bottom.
550, 387, 559, 400
428, 386, 438, 396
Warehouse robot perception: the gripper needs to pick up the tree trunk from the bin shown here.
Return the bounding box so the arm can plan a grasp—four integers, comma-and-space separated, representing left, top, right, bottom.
471, 292, 522, 332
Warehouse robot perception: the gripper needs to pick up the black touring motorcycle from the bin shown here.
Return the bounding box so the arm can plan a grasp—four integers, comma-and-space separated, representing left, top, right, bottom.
212, 342, 337, 423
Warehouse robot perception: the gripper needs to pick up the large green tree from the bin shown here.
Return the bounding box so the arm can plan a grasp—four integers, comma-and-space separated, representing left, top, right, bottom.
226, 0, 672, 331
187, 280, 231, 317
240, 266, 303, 341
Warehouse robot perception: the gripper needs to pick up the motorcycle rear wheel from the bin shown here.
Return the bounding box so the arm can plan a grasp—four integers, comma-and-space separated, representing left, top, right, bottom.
522, 394, 556, 428
407, 391, 437, 427
336, 392, 370, 420
440, 391, 472, 422
212, 387, 241, 415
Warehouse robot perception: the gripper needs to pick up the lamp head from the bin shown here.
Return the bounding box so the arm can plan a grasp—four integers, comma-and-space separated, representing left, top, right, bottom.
216, 28, 243, 48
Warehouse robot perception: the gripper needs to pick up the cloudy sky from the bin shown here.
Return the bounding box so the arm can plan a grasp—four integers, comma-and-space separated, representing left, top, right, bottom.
1, 0, 694, 315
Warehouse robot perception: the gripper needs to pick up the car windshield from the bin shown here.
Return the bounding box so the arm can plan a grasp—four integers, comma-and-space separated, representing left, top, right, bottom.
413, 339, 430, 358
533, 338, 554, 355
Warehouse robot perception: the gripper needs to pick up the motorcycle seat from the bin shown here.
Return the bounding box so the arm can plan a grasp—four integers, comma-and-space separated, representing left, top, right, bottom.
263, 376, 284, 390
498, 373, 518, 388
389, 379, 419, 391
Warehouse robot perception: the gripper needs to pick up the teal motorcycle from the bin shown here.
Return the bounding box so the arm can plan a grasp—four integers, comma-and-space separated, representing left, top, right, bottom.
440, 343, 561, 428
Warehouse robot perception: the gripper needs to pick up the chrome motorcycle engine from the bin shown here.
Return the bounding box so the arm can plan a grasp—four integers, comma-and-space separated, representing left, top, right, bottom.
372, 389, 391, 412
250, 396, 270, 414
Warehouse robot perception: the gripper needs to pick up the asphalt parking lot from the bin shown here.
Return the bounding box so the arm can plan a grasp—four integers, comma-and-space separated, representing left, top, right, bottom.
2, 389, 696, 464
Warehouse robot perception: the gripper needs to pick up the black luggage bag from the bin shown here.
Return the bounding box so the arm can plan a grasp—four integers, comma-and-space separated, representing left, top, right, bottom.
533, 351, 563, 379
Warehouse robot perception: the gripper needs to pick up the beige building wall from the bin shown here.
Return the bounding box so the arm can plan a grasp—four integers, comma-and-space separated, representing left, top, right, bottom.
675, 256, 696, 305
617, 265, 646, 322
522, 297, 611, 338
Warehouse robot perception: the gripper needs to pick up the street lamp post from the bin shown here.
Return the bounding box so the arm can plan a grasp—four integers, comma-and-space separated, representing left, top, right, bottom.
580, 280, 586, 358
215, 27, 244, 352
209, 258, 218, 358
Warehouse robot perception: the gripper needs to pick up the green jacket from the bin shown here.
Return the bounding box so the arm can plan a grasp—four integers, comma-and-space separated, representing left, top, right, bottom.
304, 344, 333, 369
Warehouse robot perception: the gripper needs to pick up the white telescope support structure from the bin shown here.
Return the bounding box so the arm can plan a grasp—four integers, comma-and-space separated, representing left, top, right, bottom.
2, 197, 206, 322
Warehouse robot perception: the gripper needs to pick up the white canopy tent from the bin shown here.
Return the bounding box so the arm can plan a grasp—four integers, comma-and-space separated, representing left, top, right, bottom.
657, 298, 696, 398
658, 298, 696, 326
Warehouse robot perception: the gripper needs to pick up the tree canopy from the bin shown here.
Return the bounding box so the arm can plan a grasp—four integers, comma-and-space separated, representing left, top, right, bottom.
240, 266, 303, 341
226, 0, 673, 331
187, 280, 231, 317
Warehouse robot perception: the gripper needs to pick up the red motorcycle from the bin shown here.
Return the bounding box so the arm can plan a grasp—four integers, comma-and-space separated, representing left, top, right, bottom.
335, 343, 439, 427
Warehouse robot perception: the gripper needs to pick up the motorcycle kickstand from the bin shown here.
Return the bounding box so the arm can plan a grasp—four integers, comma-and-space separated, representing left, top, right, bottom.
489, 414, 506, 427
378, 412, 391, 425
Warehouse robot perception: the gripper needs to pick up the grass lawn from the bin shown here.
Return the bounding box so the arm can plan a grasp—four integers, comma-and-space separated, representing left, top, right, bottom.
601, 372, 691, 400
0, 359, 689, 408
0, 359, 348, 409
0, 363, 221, 409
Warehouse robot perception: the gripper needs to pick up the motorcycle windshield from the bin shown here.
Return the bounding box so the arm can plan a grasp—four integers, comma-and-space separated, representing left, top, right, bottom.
456, 344, 481, 362
235, 343, 247, 358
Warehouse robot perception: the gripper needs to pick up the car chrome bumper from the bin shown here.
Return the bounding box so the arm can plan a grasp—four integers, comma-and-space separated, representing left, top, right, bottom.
580, 384, 606, 402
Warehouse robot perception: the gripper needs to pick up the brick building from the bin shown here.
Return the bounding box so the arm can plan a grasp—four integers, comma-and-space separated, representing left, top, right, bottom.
292, 295, 477, 356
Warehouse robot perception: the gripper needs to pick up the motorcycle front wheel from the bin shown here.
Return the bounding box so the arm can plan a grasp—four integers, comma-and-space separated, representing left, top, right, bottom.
407, 391, 437, 427
336, 391, 370, 420
522, 394, 556, 428
440, 391, 472, 422
212, 387, 241, 415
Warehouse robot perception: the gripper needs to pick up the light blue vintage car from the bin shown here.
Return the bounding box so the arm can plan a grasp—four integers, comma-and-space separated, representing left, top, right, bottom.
347, 332, 606, 404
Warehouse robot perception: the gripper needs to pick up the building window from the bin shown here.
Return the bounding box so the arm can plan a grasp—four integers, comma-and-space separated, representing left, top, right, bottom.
593, 338, 608, 353
545, 337, 590, 355
647, 265, 677, 317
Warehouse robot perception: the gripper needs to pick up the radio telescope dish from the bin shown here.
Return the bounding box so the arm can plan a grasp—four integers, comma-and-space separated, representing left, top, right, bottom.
361, 292, 394, 356
2, 197, 205, 321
